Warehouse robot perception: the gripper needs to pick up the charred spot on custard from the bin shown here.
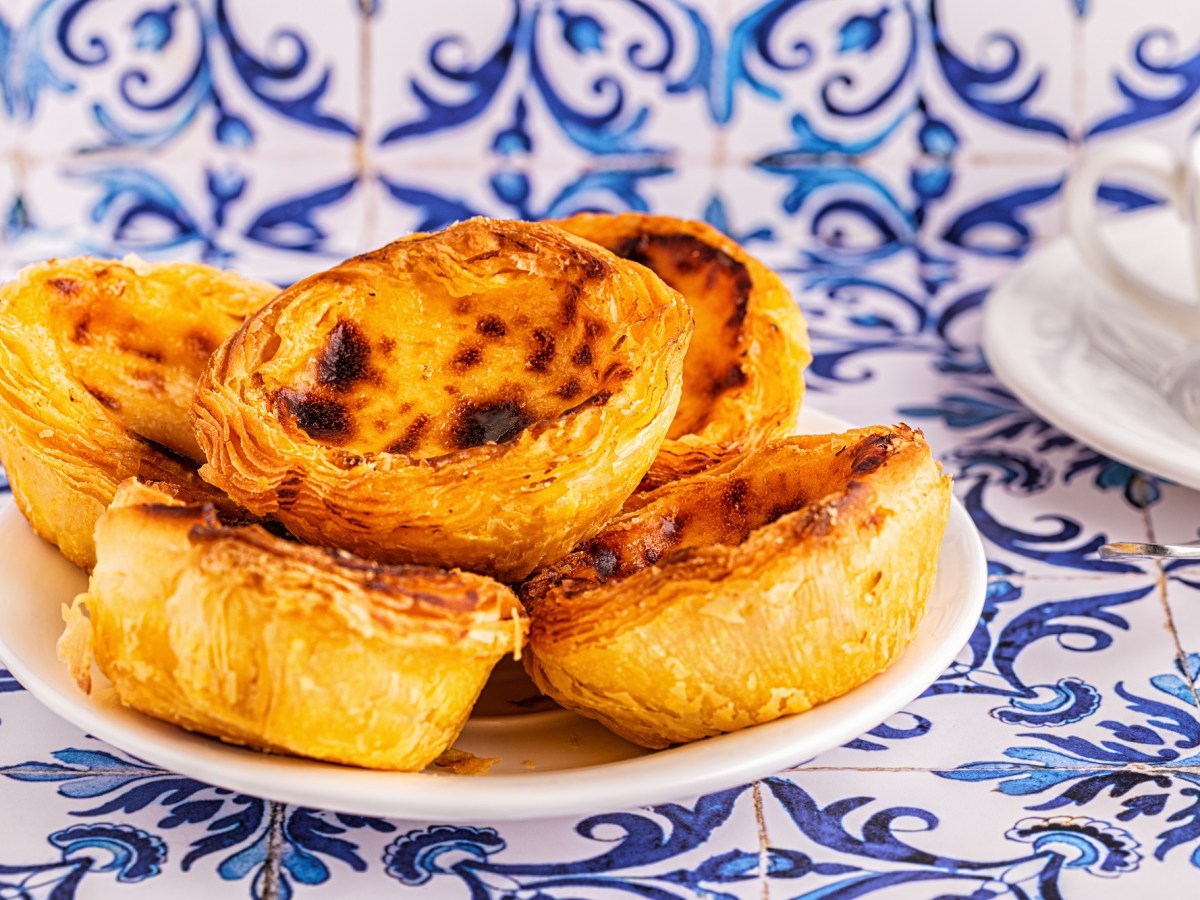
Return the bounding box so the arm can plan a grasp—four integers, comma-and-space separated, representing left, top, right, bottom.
451, 344, 483, 371
476, 314, 507, 338
851, 433, 899, 475
571, 344, 593, 366
48, 277, 81, 296
275, 389, 352, 442
84, 384, 121, 411
71, 314, 91, 344
722, 477, 750, 515
450, 398, 533, 450
711, 362, 747, 396
119, 342, 163, 363
385, 414, 431, 455
378, 336, 397, 355
186, 331, 218, 360
526, 329, 556, 372
317, 319, 373, 391
586, 542, 620, 580
133, 368, 166, 393
561, 284, 580, 325
556, 379, 581, 400
562, 390, 611, 417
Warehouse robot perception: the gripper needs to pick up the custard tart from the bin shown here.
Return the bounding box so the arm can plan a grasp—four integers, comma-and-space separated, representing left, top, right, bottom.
553, 213, 810, 489
520, 425, 951, 748
193, 217, 693, 582
59, 479, 527, 771
0, 257, 277, 568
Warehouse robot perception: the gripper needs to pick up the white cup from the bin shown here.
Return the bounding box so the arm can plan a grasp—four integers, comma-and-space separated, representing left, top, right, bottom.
1066, 138, 1200, 340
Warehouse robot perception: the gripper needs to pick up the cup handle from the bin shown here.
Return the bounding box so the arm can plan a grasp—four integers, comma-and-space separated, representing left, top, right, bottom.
1065, 140, 1196, 326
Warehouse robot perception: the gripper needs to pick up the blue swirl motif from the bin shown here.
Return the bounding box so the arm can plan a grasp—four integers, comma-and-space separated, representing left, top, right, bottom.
790, 273, 986, 391
926, 567, 1150, 728
929, 0, 1068, 138
0, 667, 22, 692
64, 163, 357, 262
902, 387, 1162, 509
383, 788, 766, 899
0, 823, 165, 896
0, 747, 395, 898
379, 164, 670, 232
763, 778, 1139, 894
383, 0, 713, 156
721, 0, 919, 137
940, 661, 1200, 869
5, 0, 354, 149
0, 0, 75, 121
1087, 29, 1200, 137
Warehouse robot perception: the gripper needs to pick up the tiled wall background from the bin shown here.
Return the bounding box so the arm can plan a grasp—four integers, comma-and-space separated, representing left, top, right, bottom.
0, 0, 1197, 283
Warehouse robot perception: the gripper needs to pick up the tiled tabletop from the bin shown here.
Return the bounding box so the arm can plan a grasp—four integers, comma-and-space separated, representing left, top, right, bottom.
3, 0, 1200, 896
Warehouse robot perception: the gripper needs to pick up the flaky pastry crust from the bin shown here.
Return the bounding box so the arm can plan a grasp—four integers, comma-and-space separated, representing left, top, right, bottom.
554, 213, 811, 489
59, 479, 527, 770
0, 257, 277, 568
193, 217, 693, 582
520, 425, 952, 749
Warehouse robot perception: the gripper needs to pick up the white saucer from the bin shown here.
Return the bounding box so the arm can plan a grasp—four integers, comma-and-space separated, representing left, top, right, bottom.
985, 207, 1200, 491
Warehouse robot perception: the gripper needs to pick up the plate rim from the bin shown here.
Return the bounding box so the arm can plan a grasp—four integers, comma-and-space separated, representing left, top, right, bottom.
0, 409, 987, 821
984, 206, 1200, 491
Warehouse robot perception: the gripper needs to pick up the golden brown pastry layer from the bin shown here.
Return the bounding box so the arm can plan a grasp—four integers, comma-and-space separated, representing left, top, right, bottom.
520, 425, 951, 749
193, 217, 693, 582
0, 257, 278, 568
59, 479, 527, 771
553, 213, 811, 489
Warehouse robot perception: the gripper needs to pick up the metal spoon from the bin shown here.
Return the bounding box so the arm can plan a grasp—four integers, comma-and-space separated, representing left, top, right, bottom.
1099, 540, 1200, 561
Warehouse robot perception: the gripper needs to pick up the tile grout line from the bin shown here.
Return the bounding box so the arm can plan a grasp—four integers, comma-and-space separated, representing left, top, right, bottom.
753, 780, 770, 900
780, 763, 1200, 774
1141, 477, 1200, 707
357, 0, 376, 249
260, 801, 286, 900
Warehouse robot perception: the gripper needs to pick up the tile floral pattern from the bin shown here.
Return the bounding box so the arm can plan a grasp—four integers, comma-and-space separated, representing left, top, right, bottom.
1, 0, 1200, 896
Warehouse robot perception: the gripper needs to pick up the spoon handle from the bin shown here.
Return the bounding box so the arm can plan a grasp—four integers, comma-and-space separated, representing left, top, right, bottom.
1100, 540, 1200, 561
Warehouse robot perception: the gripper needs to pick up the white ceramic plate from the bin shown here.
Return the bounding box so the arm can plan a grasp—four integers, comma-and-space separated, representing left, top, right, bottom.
985, 207, 1200, 491
0, 408, 986, 822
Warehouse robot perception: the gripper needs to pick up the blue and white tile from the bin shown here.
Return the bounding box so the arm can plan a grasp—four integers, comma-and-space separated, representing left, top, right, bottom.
368, 159, 709, 247
0, 752, 302, 898
720, 155, 920, 275
923, 0, 1077, 158
1139, 477, 1200, 696
758, 769, 1181, 896
9, 0, 363, 158
723, 0, 923, 165
1080, 0, 1200, 153
13, 150, 365, 282
370, 0, 718, 167
349, 786, 768, 899
920, 161, 1070, 262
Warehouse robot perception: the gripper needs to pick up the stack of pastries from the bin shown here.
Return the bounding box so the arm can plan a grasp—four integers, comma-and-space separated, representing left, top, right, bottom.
0, 214, 951, 769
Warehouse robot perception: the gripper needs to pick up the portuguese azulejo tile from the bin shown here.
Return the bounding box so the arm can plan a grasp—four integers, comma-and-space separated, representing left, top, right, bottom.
722, 0, 923, 165
924, 0, 1077, 158
1080, 0, 1200, 152
2, 0, 363, 157
756, 768, 1172, 897
369, 159, 715, 247
13, 150, 365, 281
371, 0, 720, 167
